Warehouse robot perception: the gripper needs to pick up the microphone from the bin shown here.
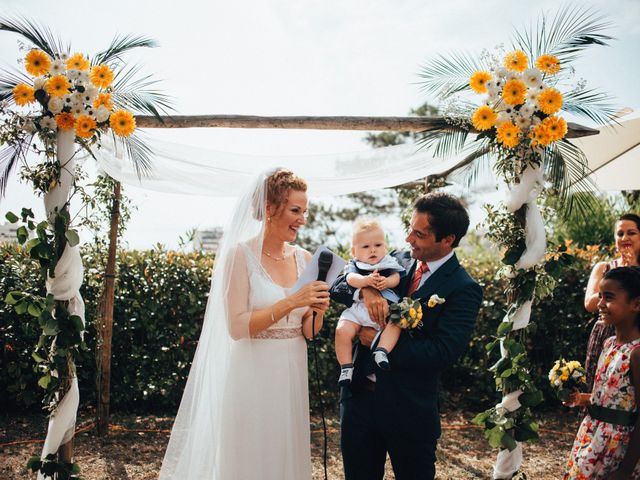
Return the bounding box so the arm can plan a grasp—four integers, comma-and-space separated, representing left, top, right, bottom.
316, 250, 333, 282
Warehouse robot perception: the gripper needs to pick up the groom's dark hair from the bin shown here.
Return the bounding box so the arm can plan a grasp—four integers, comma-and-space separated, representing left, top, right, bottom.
413, 192, 469, 248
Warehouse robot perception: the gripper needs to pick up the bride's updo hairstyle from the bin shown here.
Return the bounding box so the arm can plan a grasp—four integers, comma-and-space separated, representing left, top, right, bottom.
253, 168, 307, 220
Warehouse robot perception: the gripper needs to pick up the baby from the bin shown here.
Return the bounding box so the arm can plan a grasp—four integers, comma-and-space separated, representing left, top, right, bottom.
335, 219, 406, 386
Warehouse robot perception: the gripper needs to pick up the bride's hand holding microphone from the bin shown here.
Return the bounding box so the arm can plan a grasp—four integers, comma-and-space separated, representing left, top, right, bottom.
287, 281, 330, 312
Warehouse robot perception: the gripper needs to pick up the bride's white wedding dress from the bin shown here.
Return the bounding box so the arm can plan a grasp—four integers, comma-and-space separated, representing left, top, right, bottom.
217, 243, 312, 479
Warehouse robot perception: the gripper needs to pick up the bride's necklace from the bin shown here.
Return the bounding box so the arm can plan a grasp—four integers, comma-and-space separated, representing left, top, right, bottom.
262, 248, 287, 261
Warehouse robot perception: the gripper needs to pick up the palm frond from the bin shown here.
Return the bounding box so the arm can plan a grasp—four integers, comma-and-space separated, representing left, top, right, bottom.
93, 34, 158, 65
562, 88, 618, 126
543, 139, 598, 218
416, 124, 472, 158
446, 141, 494, 189
0, 65, 31, 102
418, 51, 486, 98
111, 65, 173, 119
118, 131, 154, 179
0, 135, 31, 199
0, 16, 67, 57
512, 4, 613, 65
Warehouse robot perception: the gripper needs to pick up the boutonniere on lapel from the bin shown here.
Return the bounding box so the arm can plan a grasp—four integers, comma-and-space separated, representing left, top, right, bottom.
427, 294, 446, 308
388, 297, 423, 336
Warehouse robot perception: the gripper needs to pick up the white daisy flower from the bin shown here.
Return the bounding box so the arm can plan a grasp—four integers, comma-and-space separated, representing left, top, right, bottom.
71, 104, 85, 116
67, 69, 82, 81
526, 90, 540, 105
95, 105, 110, 123
48, 97, 64, 114
39, 116, 57, 131
496, 111, 511, 125
58, 52, 70, 61
33, 77, 46, 90
50, 59, 65, 75
520, 103, 535, 118
515, 115, 530, 130
523, 68, 542, 88
83, 86, 99, 102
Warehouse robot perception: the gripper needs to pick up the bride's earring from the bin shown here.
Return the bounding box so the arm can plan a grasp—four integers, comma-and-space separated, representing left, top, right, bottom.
267, 216, 272, 223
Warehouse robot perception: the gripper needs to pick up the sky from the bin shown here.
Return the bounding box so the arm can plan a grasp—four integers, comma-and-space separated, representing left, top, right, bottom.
0, 0, 639, 249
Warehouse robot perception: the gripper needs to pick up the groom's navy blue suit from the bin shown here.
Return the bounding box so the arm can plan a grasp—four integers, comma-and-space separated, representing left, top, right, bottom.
331, 250, 482, 480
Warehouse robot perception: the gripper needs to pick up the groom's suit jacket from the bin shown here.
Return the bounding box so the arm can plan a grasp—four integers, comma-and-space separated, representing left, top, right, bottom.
331, 250, 482, 440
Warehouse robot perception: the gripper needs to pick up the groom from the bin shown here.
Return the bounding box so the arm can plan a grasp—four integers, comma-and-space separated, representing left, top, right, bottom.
331, 192, 482, 480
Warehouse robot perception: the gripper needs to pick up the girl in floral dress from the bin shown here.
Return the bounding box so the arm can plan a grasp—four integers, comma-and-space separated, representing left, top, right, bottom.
564, 266, 640, 479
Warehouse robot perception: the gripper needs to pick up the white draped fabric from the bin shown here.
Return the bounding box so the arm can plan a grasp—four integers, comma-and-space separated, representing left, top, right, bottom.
96, 138, 475, 197
95, 114, 640, 196
38, 130, 86, 479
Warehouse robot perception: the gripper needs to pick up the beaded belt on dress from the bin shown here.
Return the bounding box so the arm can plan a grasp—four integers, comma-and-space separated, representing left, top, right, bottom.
252, 326, 302, 340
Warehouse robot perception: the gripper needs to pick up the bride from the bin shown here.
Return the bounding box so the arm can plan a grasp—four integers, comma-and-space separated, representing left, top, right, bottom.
159, 168, 330, 479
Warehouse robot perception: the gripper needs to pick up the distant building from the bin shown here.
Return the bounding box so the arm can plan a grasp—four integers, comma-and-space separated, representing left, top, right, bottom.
193, 227, 224, 253
0, 223, 18, 244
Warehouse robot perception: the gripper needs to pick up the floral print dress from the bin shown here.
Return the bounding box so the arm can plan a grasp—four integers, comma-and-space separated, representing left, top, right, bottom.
565, 337, 640, 479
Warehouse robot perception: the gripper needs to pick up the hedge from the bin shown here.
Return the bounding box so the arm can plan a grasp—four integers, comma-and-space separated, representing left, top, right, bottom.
0, 243, 598, 414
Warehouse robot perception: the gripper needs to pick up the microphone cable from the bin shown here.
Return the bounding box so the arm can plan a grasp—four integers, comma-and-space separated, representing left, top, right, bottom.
311, 311, 329, 480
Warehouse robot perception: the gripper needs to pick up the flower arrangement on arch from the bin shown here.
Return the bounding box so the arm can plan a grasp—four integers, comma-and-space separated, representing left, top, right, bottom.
0, 18, 173, 194
469, 50, 568, 151
13, 49, 136, 141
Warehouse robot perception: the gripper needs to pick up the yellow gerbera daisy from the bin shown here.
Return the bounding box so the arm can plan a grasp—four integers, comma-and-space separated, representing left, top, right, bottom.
504, 50, 528, 73
496, 122, 521, 148
530, 124, 552, 147
471, 105, 497, 131
24, 49, 51, 76
65, 53, 90, 71
45, 75, 71, 98
400, 318, 409, 328
75, 114, 97, 139
536, 54, 561, 75
469, 71, 492, 94
55, 112, 76, 130
13, 83, 36, 106
542, 116, 568, 142
90, 64, 114, 89
502, 79, 527, 106
109, 109, 136, 137
538, 88, 563, 115
93, 92, 114, 111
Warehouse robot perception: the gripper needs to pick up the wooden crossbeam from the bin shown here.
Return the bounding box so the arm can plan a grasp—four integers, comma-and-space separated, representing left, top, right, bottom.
135, 115, 599, 138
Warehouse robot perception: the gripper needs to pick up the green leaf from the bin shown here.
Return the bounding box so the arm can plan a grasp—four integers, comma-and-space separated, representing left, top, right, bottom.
5, 211, 18, 223
497, 321, 513, 336
16, 225, 28, 244
65, 229, 80, 247
70, 315, 84, 333
32, 352, 45, 363
42, 319, 59, 336
27, 456, 42, 471
501, 431, 518, 451
38, 375, 51, 389
4, 291, 22, 305
487, 426, 504, 448
519, 391, 544, 407
71, 463, 81, 474
24, 238, 41, 254
15, 301, 28, 315
27, 302, 42, 317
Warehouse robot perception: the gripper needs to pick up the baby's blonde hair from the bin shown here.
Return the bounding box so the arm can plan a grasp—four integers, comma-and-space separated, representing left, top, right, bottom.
352, 218, 384, 242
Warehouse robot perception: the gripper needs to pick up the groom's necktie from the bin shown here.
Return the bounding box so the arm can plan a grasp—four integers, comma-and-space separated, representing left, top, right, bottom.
407, 261, 429, 296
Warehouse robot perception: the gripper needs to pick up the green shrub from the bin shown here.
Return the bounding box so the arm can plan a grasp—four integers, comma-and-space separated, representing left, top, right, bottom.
0, 242, 599, 414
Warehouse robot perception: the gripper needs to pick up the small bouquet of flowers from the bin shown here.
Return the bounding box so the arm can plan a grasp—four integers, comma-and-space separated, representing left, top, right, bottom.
388, 297, 423, 334
548, 358, 587, 402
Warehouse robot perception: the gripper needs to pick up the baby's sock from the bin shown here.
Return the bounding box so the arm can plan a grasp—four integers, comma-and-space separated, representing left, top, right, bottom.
372, 347, 390, 370
338, 363, 354, 386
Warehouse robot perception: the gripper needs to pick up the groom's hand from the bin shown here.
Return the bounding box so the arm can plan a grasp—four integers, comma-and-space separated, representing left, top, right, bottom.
361, 287, 388, 328
358, 327, 378, 347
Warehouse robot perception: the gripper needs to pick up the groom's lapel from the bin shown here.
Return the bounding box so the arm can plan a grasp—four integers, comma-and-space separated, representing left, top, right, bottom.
411, 254, 460, 300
